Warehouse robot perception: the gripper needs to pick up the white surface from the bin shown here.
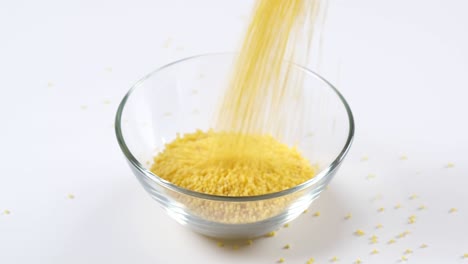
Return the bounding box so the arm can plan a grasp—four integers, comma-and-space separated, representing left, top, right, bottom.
1, 0, 467, 263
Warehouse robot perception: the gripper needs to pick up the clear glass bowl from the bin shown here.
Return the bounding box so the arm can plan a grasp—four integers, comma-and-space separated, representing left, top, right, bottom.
115, 53, 354, 239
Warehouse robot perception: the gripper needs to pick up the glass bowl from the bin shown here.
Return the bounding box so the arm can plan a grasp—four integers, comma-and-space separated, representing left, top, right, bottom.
115, 53, 354, 239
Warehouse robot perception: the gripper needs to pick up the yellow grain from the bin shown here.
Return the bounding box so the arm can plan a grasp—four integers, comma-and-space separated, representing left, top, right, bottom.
151, 131, 315, 196
355, 229, 365, 236
404, 249, 413, 255
217, 0, 322, 140
397, 231, 411, 239
446, 162, 455, 168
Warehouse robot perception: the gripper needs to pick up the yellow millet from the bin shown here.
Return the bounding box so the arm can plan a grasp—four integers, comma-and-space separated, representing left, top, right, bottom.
355, 229, 365, 236
151, 130, 315, 196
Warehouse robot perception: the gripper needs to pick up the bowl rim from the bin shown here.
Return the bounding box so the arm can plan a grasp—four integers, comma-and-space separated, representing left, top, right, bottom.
115, 52, 355, 202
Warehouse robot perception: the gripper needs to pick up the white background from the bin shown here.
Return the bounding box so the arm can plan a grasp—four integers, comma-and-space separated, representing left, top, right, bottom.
1, 0, 467, 263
